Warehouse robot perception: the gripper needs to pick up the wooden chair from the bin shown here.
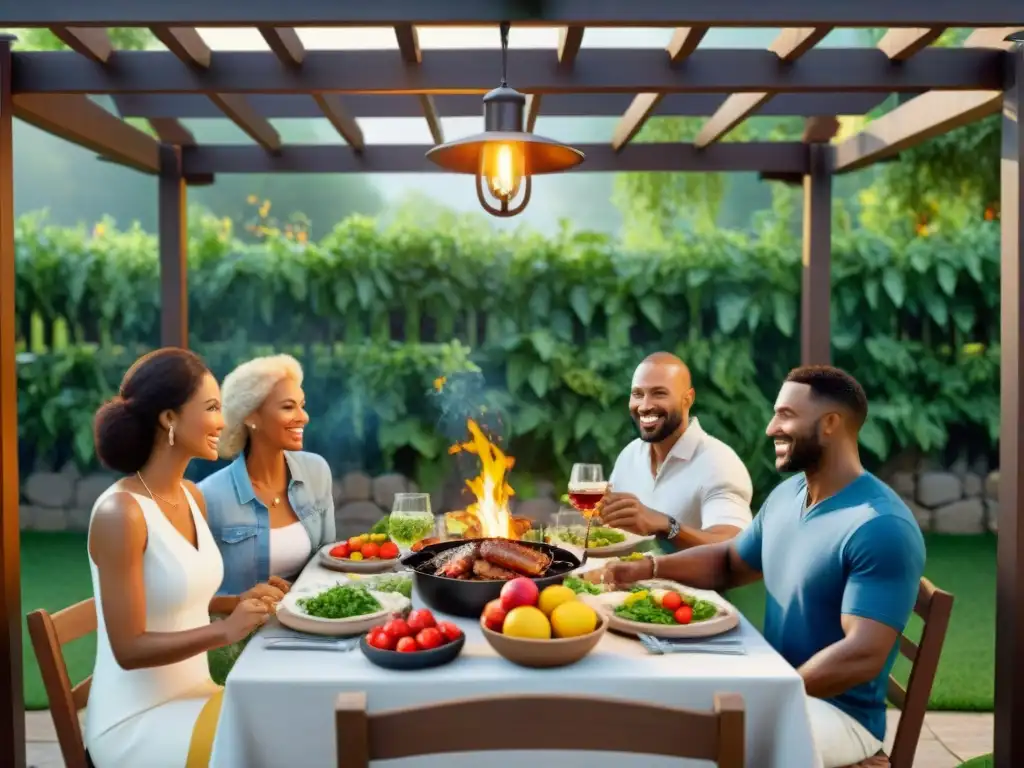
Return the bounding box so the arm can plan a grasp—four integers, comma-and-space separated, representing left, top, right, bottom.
26, 598, 97, 768
336, 691, 745, 768
842, 577, 955, 768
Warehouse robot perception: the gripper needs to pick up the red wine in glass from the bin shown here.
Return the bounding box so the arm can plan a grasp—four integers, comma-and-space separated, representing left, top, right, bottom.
568, 483, 608, 512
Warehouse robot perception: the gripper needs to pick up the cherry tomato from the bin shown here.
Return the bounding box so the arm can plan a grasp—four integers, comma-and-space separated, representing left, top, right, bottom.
329, 543, 350, 558
367, 630, 394, 651
395, 636, 418, 653
384, 618, 412, 640
406, 609, 436, 633
360, 542, 380, 559
660, 592, 682, 611
415, 627, 443, 650
378, 541, 400, 559
674, 605, 693, 625
436, 621, 462, 643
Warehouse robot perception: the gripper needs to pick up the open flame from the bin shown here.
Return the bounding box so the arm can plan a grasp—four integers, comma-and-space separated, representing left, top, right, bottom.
444, 419, 531, 540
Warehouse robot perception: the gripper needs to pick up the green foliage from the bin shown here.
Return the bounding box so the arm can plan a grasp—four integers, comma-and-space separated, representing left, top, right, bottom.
15, 211, 1000, 501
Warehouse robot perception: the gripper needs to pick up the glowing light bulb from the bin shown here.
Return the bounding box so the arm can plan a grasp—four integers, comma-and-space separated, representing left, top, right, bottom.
480, 141, 525, 202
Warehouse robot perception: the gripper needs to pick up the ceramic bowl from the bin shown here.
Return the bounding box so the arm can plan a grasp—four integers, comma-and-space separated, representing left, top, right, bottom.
479, 613, 608, 668
359, 632, 466, 670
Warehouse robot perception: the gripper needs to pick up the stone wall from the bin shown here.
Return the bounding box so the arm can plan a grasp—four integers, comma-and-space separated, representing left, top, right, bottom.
18, 465, 563, 537
882, 462, 999, 534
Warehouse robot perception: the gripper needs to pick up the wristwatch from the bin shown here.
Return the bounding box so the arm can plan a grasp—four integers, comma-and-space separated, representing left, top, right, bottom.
661, 515, 680, 540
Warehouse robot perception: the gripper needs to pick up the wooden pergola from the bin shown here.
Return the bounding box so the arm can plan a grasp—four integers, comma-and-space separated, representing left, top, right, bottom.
0, 3, 1022, 766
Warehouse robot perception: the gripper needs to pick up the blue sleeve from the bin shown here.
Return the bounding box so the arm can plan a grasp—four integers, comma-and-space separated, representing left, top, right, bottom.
733, 500, 765, 572
317, 455, 336, 544
841, 516, 925, 632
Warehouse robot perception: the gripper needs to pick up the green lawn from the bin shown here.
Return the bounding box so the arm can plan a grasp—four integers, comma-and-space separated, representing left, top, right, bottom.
19, 531, 997, 711
958, 755, 992, 767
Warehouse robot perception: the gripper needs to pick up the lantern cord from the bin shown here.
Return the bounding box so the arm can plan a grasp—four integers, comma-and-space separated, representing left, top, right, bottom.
499, 21, 510, 87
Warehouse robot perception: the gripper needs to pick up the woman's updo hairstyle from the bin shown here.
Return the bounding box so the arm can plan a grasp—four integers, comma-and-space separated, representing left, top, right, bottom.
93, 348, 211, 474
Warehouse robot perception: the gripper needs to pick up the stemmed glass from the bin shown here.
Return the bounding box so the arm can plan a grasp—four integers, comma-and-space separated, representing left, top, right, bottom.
567, 463, 607, 551
388, 493, 434, 555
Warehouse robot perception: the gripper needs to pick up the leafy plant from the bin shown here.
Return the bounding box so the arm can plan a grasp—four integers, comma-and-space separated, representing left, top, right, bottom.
13, 210, 1001, 503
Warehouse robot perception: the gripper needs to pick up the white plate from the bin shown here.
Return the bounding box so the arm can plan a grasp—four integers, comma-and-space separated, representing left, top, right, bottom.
318, 545, 401, 574
579, 580, 739, 639
276, 587, 411, 637
548, 527, 654, 557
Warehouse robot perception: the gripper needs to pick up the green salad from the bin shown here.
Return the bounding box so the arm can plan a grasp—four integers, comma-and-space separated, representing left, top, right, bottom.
614, 585, 719, 625
363, 574, 412, 598
296, 585, 381, 619
554, 525, 627, 548
564, 575, 604, 595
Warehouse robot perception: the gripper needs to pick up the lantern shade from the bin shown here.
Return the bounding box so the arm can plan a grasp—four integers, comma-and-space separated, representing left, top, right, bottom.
426, 131, 585, 176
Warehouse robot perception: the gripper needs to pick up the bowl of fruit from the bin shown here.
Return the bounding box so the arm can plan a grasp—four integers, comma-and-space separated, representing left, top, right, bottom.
360, 609, 466, 671
320, 532, 401, 574
479, 577, 607, 668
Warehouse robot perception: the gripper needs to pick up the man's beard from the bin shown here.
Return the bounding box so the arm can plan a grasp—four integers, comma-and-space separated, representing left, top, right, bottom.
776, 422, 825, 473
632, 409, 684, 444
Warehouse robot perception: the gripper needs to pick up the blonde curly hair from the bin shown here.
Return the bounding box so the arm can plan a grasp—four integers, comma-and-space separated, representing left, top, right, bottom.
218, 354, 304, 459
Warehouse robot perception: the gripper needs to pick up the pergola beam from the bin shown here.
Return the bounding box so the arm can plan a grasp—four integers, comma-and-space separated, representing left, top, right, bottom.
0, 35, 22, 768
152, 28, 281, 153
312, 94, 364, 151
112, 92, 894, 120
10, 48, 1005, 95
997, 39, 1024, 768
526, 25, 585, 132
181, 142, 812, 175
393, 25, 444, 145
13, 93, 159, 172
49, 27, 113, 64
259, 27, 305, 67
148, 117, 196, 146
801, 143, 833, 365
694, 27, 831, 148
833, 90, 1002, 172
158, 145, 188, 348
877, 28, 946, 59
611, 26, 707, 150
4, 1, 1024, 27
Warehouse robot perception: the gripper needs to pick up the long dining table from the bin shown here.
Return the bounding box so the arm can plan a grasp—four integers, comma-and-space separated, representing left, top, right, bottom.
209, 551, 822, 768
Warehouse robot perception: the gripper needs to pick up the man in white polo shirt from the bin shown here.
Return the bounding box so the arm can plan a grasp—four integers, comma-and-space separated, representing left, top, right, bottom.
601, 352, 753, 550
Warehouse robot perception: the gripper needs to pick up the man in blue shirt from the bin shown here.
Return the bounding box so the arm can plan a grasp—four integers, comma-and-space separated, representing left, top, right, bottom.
603, 365, 925, 768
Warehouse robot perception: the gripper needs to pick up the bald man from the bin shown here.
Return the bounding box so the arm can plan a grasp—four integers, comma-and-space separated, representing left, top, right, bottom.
602, 352, 753, 550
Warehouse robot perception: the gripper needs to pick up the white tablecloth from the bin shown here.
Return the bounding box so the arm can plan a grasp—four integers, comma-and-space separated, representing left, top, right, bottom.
210, 557, 821, 768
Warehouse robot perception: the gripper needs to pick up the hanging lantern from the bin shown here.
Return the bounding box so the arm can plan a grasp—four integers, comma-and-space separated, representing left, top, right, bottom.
425, 22, 585, 217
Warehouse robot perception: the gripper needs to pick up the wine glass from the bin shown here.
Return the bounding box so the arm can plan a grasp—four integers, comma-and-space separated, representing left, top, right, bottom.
388, 493, 434, 554
568, 464, 607, 520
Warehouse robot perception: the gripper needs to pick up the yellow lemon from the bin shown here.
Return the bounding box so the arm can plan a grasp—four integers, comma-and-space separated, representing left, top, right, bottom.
502, 606, 552, 639
550, 600, 598, 638
537, 585, 576, 616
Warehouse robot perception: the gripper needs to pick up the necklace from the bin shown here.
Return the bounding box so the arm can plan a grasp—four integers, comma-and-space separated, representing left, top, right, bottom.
136, 472, 179, 507
252, 480, 286, 508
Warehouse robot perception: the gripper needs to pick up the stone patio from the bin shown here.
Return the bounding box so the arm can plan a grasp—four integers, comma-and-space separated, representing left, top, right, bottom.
23, 708, 994, 767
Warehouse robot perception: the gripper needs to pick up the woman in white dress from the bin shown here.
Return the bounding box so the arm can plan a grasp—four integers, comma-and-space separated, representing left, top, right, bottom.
86, 348, 288, 768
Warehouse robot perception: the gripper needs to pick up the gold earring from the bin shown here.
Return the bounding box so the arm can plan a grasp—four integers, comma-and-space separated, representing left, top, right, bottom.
168, 424, 175, 446
249, 424, 257, 430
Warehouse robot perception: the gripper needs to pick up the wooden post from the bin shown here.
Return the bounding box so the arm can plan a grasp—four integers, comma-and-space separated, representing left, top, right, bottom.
996, 40, 1024, 768
0, 33, 26, 768
159, 144, 188, 348
800, 142, 832, 365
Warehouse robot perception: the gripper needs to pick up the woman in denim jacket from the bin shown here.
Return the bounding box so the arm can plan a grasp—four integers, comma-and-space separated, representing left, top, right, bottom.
199, 354, 336, 595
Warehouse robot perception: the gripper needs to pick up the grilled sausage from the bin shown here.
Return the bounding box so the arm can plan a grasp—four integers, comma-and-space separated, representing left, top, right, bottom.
472, 559, 520, 580
479, 539, 551, 577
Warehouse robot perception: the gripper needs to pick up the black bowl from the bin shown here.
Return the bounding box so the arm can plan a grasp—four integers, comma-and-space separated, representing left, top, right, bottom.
400, 538, 584, 618
359, 632, 466, 670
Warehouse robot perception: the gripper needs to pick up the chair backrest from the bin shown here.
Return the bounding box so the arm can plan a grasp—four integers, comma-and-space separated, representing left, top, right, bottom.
26, 598, 97, 768
336, 691, 745, 768
886, 577, 954, 768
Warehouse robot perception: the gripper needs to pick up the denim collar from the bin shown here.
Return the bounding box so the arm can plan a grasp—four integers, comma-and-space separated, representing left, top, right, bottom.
229, 451, 306, 505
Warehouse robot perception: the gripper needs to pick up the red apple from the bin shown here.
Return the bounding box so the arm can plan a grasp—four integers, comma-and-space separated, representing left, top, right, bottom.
482, 599, 508, 632
499, 577, 539, 611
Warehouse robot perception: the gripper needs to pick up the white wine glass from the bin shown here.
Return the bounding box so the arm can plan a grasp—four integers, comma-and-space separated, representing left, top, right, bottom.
388, 493, 434, 555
